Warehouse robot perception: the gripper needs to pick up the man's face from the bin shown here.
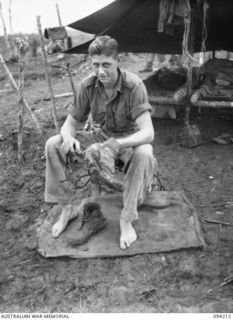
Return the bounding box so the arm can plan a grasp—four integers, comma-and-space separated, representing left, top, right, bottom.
91, 54, 119, 87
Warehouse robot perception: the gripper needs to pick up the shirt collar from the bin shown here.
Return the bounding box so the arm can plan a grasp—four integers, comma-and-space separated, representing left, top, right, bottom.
94, 68, 123, 93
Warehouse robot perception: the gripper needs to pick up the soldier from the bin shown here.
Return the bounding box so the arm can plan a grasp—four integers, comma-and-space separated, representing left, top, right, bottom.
45, 35, 156, 249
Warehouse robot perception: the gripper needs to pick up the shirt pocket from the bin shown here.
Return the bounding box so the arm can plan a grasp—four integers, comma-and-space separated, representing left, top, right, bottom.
114, 100, 132, 129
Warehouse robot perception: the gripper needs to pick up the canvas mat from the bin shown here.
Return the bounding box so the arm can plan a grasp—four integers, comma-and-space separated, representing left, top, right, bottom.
38, 191, 205, 258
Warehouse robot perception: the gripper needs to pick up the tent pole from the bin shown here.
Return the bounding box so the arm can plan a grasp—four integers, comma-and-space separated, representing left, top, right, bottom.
55, 3, 65, 49
182, 4, 202, 147
56, 3, 62, 26
184, 10, 194, 125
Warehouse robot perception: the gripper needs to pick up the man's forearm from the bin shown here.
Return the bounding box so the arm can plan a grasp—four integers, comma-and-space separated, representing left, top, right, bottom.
60, 114, 79, 141
60, 123, 76, 140
116, 129, 154, 149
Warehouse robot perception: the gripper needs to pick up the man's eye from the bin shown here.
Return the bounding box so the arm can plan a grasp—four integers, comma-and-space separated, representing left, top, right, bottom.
93, 64, 99, 68
103, 64, 110, 68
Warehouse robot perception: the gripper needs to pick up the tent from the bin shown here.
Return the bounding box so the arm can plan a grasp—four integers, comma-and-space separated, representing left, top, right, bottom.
45, 0, 233, 55
43, 0, 233, 122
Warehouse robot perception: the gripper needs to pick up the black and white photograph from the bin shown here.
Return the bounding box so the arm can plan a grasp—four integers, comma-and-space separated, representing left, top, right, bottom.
0, 0, 233, 316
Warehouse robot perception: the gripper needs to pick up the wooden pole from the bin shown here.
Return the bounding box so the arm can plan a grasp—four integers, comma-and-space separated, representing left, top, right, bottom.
8, 0, 13, 34
56, 3, 62, 26
150, 96, 233, 108
15, 38, 28, 166
192, 100, 233, 108
37, 15, 59, 133
56, 3, 65, 49
181, 6, 203, 147
149, 96, 185, 105
0, 54, 42, 134
184, 12, 193, 125
0, 1, 9, 49
66, 63, 76, 105
8, 0, 17, 60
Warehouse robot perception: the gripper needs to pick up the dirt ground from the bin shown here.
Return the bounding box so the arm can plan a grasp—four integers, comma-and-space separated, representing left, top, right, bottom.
0, 53, 233, 313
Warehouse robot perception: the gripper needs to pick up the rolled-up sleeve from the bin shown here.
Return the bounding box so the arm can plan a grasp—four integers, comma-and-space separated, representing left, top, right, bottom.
68, 82, 90, 122
130, 82, 152, 120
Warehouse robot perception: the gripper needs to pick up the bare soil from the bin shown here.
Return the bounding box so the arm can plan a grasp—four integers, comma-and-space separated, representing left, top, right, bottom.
0, 53, 233, 313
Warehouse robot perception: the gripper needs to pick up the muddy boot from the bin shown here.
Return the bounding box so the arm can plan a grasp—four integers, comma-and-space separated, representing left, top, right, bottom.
85, 138, 124, 192
67, 202, 107, 246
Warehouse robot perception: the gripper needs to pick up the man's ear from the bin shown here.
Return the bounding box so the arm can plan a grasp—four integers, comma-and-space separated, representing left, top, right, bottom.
117, 54, 122, 65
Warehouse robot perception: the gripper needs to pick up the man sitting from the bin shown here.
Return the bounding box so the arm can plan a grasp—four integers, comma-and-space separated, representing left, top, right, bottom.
45, 35, 156, 249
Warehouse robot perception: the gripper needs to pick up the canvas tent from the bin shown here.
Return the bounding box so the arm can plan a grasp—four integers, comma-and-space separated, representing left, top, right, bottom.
45, 0, 233, 55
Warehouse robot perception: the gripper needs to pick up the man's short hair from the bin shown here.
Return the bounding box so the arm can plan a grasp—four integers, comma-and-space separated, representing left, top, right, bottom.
88, 35, 118, 58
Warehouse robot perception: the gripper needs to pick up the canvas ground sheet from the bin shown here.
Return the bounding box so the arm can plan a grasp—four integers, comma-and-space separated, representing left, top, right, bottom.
38, 191, 205, 258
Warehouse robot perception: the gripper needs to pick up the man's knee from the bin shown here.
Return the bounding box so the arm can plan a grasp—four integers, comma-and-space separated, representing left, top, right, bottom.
45, 135, 63, 153
134, 144, 153, 158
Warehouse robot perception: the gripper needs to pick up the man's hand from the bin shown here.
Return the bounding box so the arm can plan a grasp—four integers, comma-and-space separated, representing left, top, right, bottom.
60, 114, 81, 153
62, 136, 81, 154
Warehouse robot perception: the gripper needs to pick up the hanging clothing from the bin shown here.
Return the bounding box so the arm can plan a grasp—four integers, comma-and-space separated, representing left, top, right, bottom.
157, 0, 190, 34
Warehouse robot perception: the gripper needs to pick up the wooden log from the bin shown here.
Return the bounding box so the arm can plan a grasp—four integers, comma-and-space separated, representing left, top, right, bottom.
149, 95, 233, 108
37, 15, 59, 133
0, 54, 42, 134
54, 92, 73, 99
192, 100, 233, 108
149, 96, 184, 105
43, 92, 73, 101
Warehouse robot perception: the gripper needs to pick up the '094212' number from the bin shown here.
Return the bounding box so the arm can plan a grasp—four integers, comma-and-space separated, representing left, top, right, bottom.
213, 314, 232, 319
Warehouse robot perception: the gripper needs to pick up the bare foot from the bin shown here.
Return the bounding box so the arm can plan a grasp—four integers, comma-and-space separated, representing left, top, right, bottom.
52, 204, 76, 238
51, 198, 92, 238
120, 219, 137, 249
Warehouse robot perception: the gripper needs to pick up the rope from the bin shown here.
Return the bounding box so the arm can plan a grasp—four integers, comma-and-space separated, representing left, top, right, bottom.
201, 0, 209, 53
182, 16, 199, 65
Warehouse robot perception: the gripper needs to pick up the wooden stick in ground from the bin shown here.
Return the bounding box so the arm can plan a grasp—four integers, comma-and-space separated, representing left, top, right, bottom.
8, 0, 13, 34
37, 15, 59, 133
15, 38, 28, 166
66, 62, 76, 105
56, 3, 62, 26
56, 3, 65, 49
8, 0, 17, 59
0, 1, 9, 49
0, 54, 42, 134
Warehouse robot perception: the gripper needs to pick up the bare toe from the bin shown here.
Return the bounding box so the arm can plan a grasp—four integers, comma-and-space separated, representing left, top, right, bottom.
120, 238, 127, 250
119, 219, 137, 250
52, 222, 63, 238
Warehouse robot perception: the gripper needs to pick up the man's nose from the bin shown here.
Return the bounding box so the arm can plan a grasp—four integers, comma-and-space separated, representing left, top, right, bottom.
98, 66, 105, 75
